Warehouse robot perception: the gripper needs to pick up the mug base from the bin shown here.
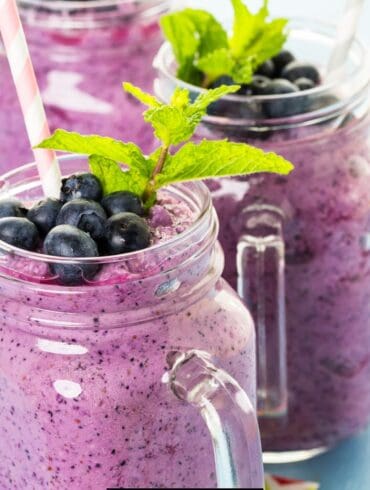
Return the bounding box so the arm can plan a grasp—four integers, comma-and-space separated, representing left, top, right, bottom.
263, 446, 327, 464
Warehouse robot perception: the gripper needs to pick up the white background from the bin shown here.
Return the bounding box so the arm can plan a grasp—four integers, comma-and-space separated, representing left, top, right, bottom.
178, 0, 370, 45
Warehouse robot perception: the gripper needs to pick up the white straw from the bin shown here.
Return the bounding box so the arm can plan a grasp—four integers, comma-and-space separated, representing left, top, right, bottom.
326, 0, 365, 80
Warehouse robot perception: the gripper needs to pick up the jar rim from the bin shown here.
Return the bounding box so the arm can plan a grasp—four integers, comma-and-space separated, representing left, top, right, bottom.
19, 0, 166, 12
154, 18, 370, 128
0, 155, 213, 269
17, 0, 169, 29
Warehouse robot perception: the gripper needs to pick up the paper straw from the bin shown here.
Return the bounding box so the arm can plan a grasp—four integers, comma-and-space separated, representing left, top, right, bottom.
326, 0, 365, 80
0, 0, 61, 197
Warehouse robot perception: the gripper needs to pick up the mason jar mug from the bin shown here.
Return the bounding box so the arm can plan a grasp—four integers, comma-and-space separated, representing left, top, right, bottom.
154, 18, 370, 461
0, 156, 264, 489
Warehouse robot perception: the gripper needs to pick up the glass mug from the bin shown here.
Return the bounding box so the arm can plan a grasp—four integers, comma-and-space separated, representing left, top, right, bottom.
154, 18, 370, 461
0, 0, 168, 172
0, 156, 263, 489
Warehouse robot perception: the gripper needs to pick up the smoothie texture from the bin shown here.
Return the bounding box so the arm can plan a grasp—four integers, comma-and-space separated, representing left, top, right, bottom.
0, 0, 167, 172
0, 176, 261, 489
206, 117, 370, 450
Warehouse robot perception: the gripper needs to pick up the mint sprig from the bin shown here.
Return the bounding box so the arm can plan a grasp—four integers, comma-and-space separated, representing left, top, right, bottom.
37, 83, 293, 208
160, 0, 288, 87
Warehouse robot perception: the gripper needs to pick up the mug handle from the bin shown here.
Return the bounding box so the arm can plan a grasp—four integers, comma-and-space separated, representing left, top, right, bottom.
237, 204, 288, 418
163, 350, 264, 489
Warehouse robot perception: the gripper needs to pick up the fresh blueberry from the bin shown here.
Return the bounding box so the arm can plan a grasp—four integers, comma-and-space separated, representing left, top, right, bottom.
266, 79, 300, 94
209, 75, 236, 88
44, 225, 99, 285
238, 84, 253, 95
209, 75, 252, 95
250, 75, 272, 95
103, 212, 151, 255
261, 79, 302, 118
101, 191, 144, 217
57, 199, 107, 241
60, 173, 103, 202
294, 77, 316, 91
281, 61, 320, 84
271, 50, 295, 76
255, 59, 275, 78
27, 198, 63, 235
0, 217, 39, 250
0, 198, 26, 218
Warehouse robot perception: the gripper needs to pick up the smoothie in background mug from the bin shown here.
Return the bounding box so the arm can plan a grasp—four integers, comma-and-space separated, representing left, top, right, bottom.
0, 0, 168, 171
0, 156, 264, 489
155, 18, 370, 459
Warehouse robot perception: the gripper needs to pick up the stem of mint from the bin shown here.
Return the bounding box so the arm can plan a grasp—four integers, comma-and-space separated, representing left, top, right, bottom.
143, 145, 169, 203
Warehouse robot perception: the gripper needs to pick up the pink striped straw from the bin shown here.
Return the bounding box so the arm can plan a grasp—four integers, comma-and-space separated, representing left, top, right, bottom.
0, 0, 61, 197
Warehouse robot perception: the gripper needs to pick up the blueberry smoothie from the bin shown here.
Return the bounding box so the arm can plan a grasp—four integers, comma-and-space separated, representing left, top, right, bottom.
155, 9, 370, 456
0, 0, 167, 172
0, 157, 263, 489
210, 115, 370, 452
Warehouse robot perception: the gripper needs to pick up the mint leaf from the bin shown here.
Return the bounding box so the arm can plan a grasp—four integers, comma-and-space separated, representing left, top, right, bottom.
229, 0, 287, 68
196, 49, 235, 84
123, 82, 161, 108
161, 0, 288, 87
181, 9, 228, 57
36, 129, 151, 178
160, 8, 228, 84
144, 106, 192, 147
229, 0, 270, 53
88, 155, 148, 196
154, 139, 293, 188
160, 11, 200, 67
229, 0, 255, 58
186, 84, 240, 116
244, 18, 288, 67
170, 87, 190, 109
177, 62, 204, 88
125, 83, 240, 147
231, 57, 255, 84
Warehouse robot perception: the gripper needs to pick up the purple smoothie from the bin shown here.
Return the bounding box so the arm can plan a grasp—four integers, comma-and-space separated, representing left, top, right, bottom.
207, 117, 370, 451
0, 0, 167, 172
154, 21, 370, 455
0, 157, 263, 489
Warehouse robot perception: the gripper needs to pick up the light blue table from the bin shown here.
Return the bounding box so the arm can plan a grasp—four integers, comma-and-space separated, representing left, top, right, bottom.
265, 424, 370, 489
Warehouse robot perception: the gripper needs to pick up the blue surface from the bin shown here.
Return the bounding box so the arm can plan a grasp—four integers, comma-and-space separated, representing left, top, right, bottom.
265, 425, 370, 489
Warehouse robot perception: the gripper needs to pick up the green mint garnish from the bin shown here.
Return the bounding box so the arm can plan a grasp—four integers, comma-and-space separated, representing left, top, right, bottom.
160, 0, 288, 87
36, 82, 293, 208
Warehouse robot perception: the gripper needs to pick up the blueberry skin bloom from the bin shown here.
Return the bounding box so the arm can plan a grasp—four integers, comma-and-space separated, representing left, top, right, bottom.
60, 173, 103, 202
104, 212, 151, 255
271, 50, 295, 76
281, 61, 320, 85
44, 225, 100, 285
0, 217, 39, 251
255, 59, 275, 78
261, 79, 302, 118
0, 199, 26, 218
28, 198, 63, 235
101, 191, 144, 217
250, 75, 272, 95
57, 199, 107, 241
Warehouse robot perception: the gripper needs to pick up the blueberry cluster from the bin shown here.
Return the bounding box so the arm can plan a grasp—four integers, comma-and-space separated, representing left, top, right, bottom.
212, 50, 321, 118
0, 173, 151, 285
